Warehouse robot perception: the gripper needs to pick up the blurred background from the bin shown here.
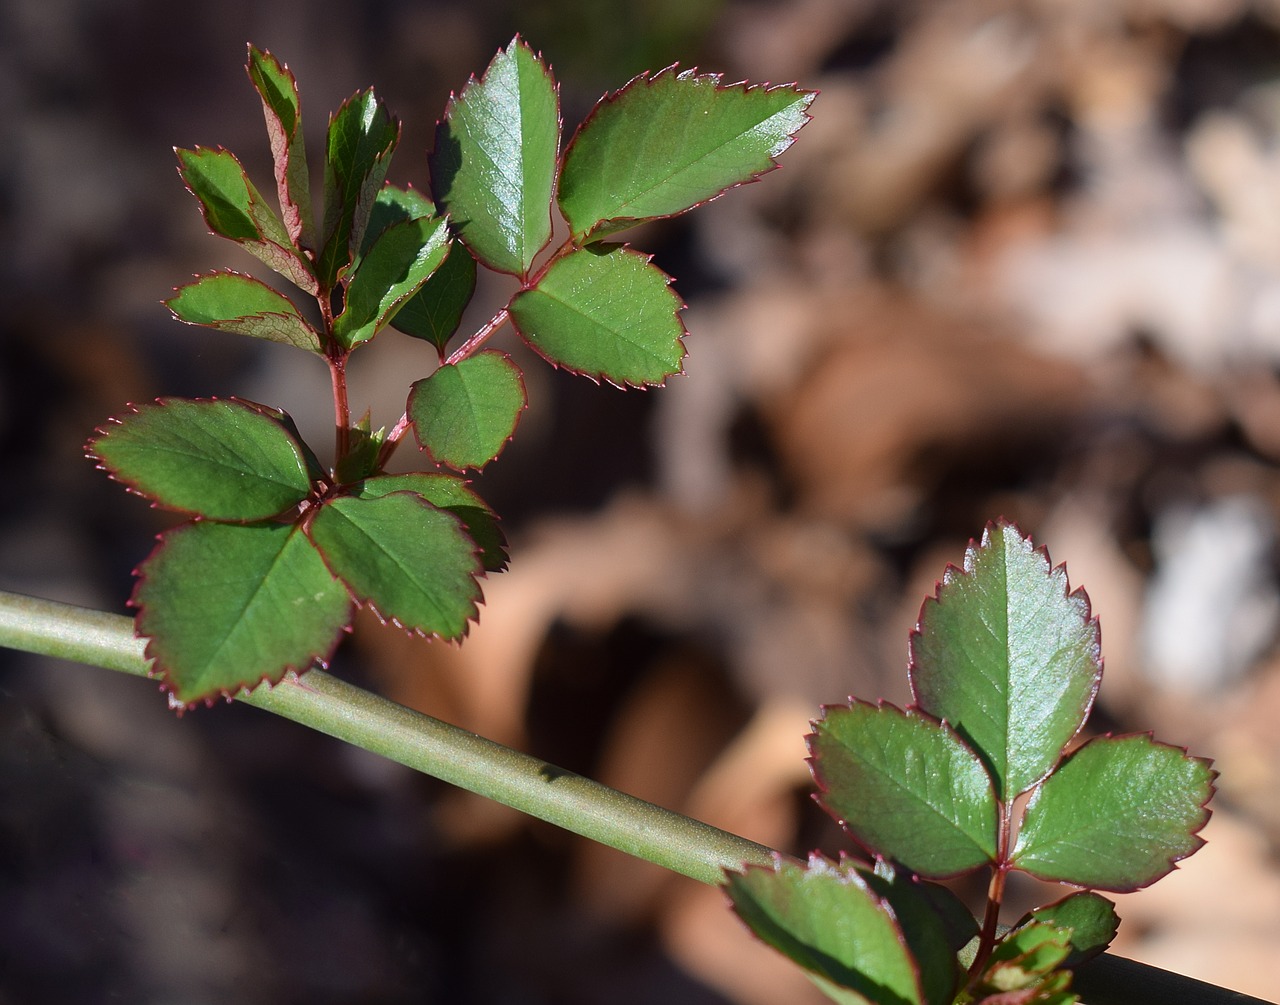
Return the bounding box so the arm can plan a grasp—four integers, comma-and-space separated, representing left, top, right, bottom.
4, 0, 1280, 1001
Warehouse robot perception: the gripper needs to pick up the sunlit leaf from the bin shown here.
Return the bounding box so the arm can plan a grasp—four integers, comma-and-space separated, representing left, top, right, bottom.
509, 243, 685, 387
1011, 733, 1215, 891
308, 491, 483, 639
247, 44, 315, 249
88, 397, 312, 521
431, 36, 559, 276
166, 271, 322, 353
559, 69, 814, 240
134, 521, 351, 706
909, 521, 1102, 800
408, 351, 526, 470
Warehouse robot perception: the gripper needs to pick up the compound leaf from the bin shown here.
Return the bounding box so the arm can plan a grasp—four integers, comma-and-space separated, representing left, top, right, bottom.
726, 855, 924, 1005
558, 69, 814, 240
176, 146, 317, 294
166, 271, 322, 353
430, 36, 559, 276
247, 45, 314, 249
318, 89, 399, 288
909, 521, 1102, 801
308, 492, 482, 639
509, 243, 685, 387
408, 351, 526, 470
810, 701, 998, 878
88, 397, 313, 521
1010, 733, 1215, 891
355, 472, 508, 572
333, 214, 450, 348
133, 520, 351, 706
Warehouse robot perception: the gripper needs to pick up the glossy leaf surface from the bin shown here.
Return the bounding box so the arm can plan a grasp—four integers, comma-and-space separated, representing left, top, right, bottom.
308, 492, 482, 640
333, 214, 450, 348
89, 398, 312, 521
247, 45, 314, 249
318, 89, 399, 287
810, 701, 998, 878
390, 241, 477, 352
558, 69, 814, 240
431, 37, 559, 276
727, 855, 923, 1005
862, 866, 963, 1005
509, 244, 685, 387
176, 146, 316, 294
909, 521, 1101, 800
408, 351, 526, 470
134, 521, 351, 705
355, 473, 507, 572
1011, 733, 1215, 891
166, 271, 321, 353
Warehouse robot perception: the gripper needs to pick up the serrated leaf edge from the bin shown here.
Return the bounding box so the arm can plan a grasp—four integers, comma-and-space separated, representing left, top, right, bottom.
560, 65, 816, 240
1012, 730, 1217, 892
85, 396, 315, 522
127, 523, 352, 713
905, 517, 1104, 798
511, 244, 689, 390
408, 350, 530, 470
430, 34, 563, 279
165, 269, 323, 352
304, 491, 487, 643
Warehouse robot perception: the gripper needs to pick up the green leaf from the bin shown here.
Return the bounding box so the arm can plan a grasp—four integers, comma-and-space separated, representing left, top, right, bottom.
810, 701, 998, 878
408, 351, 527, 470
355, 473, 508, 573
390, 238, 477, 353
360, 184, 436, 256
509, 244, 685, 387
358, 185, 478, 353
980, 922, 1073, 995
87, 397, 313, 521
176, 146, 317, 294
247, 45, 315, 250
333, 412, 386, 485
308, 492, 483, 639
726, 855, 924, 1005
558, 69, 814, 240
1022, 892, 1119, 967
862, 864, 964, 1005
333, 214, 451, 348
430, 36, 559, 276
318, 89, 399, 288
908, 521, 1102, 801
134, 521, 351, 706
166, 271, 322, 353
1010, 733, 1215, 891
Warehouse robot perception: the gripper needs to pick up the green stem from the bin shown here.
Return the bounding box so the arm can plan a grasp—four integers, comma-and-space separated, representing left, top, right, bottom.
0, 590, 773, 886
0, 589, 1269, 1005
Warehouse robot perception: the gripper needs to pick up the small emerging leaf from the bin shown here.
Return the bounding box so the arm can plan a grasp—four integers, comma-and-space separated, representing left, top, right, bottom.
509, 243, 685, 387
333, 214, 450, 348
810, 701, 998, 878
726, 855, 924, 1005
1022, 892, 1119, 967
909, 521, 1102, 801
355, 473, 508, 573
166, 271, 322, 353
318, 89, 399, 287
134, 521, 351, 706
1011, 733, 1215, 891
983, 923, 1072, 991
431, 36, 559, 276
308, 492, 483, 639
247, 45, 315, 249
176, 146, 317, 294
88, 397, 313, 521
408, 351, 527, 470
559, 68, 814, 240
